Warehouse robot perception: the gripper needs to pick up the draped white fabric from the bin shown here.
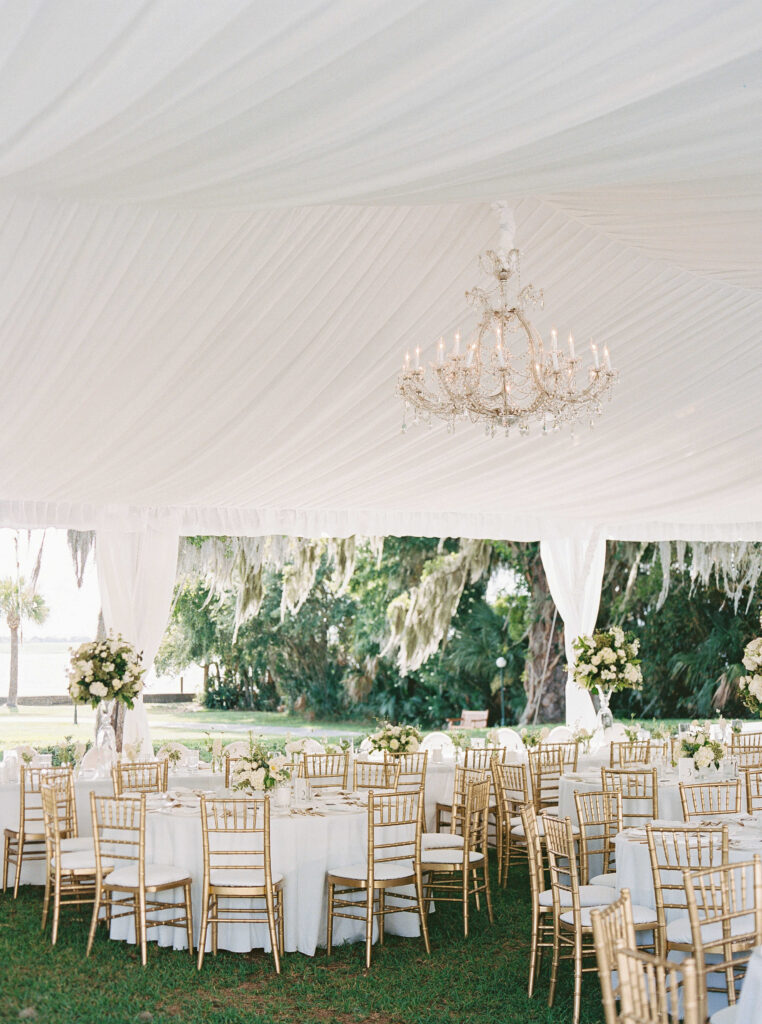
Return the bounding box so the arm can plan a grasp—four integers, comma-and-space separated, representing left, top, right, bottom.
95, 520, 180, 756
0, 2, 758, 543
540, 536, 607, 729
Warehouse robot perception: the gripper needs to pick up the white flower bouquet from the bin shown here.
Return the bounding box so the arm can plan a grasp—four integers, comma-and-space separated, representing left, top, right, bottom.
572, 627, 643, 693
230, 735, 292, 793
739, 621, 762, 716
67, 633, 145, 709
520, 726, 549, 748
679, 723, 724, 771
366, 721, 422, 755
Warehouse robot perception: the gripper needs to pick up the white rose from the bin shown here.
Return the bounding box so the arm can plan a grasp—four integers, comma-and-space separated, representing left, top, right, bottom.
408, 738, 419, 752
694, 746, 713, 770
749, 675, 762, 700
389, 738, 400, 751
249, 767, 266, 790
89, 681, 108, 698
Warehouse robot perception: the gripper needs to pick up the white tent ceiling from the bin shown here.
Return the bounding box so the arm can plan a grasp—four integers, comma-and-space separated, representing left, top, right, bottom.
1, 0, 761, 541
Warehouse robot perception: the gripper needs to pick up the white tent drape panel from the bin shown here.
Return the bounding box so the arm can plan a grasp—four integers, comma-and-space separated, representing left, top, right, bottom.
96, 519, 180, 757
540, 534, 607, 731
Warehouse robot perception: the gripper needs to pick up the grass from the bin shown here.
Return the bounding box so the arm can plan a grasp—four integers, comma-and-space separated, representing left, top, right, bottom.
0, 862, 605, 1024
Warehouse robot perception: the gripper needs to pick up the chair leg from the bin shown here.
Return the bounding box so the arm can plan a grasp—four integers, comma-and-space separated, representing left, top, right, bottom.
2, 836, 10, 891
51, 873, 61, 946
86, 888, 101, 956
278, 892, 285, 955
265, 889, 281, 974
326, 883, 335, 955
184, 883, 193, 957
378, 888, 385, 945
138, 891, 147, 966
211, 896, 218, 956
365, 887, 374, 969
473, 868, 481, 911
197, 888, 209, 970
13, 840, 24, 898
462, 869, 470, 938
41, 869, 52, 930
483, 862, 493, 924
572, 929, 583, 1024
548, 920, 560, 1008
527, 904, 539, 997
415, 872, 430, 955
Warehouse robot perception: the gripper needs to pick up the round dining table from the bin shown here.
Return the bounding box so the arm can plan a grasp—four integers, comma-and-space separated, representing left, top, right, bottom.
108, 789, 423, 956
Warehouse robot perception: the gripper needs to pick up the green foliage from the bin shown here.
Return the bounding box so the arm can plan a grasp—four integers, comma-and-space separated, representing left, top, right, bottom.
0, 577, 48, 629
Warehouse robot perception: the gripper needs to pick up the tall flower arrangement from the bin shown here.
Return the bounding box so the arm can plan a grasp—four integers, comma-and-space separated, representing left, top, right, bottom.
67, 634, 145, 708
366, 722, 422, 754
739, 620, 762, 715
572, 627, 643, 693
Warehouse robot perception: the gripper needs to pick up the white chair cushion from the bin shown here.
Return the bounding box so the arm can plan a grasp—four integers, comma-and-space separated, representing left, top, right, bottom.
104, 863, 189, 889
667, 913, 756, 946
51, 850, 101, 871
59, 836, 92, 853
589, 871, 617, 887
421, 832, 465, 849
539, 884, 618, 908
209, 868, 283, 887
710, 1006, 737, 1024
328, 860, 414, 882
561, 903, 657, 928
421, 849, 484, 867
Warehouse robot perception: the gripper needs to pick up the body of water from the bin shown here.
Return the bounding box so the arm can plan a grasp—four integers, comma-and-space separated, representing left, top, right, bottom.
0, 640, 202, 700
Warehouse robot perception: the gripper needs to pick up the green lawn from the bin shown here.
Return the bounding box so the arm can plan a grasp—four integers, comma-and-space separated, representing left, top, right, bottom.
0, 862, 605, 1024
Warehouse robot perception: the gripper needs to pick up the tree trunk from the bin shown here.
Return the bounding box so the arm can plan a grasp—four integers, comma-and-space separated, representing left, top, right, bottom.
7, 620, 19, 708
518, 547, 566, 725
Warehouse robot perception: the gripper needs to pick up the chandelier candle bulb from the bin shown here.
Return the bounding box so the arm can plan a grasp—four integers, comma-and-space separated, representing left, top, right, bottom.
591, 341, 599, 369
551, 328, 558, 351
603, 346, 611, 371
454, 331, 460, 355
437, 337, 444, 364
552, 348, 559, 371
415, 346, 421, 368
568, 333, 575, 361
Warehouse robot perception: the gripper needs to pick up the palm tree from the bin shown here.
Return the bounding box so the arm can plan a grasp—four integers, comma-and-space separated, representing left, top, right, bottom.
0, 578, 48, 709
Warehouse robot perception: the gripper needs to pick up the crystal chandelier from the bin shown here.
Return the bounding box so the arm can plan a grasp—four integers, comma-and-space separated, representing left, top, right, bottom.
397, 205, 618, 437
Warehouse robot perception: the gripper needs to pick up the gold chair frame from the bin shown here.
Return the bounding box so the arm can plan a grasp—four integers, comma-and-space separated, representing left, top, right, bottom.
645, 823, 728, 959
616, 943, 700, 1024
590, 889, 639, 1024
326, 790, 430, 969
492, 761, 529, 885
87, 793, 193, 966
528, 746, 565, 814
421, 777, 493, 938
40, 782, 99, 945
574, 789, 622, 886
678, 779, 741, 820
302, 752, 350, 793
112, 760, 168, 795
520, 801, 553, 997
610, 740, 651, 768
601, 767, 658, 828
384, 750, 428, 794
434, 765, 489, 835
354, 759, 399, 791
744, 767, 762, 813
683, 854, 762, 1021
198, 795, 284, 974
3, 765, 77, 897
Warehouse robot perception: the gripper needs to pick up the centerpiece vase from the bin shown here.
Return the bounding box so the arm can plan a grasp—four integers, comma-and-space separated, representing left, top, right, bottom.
596, 686, 614, 731
95, 698, 117, 767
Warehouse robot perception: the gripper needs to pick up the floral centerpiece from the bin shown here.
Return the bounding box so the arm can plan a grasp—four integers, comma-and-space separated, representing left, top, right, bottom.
739, 620, 762, 716
230, 735, 292, 793
366, 722, 422, 754
520, 726, 549, 748
449, 729, 470, 751
67, 634, 145, 709
678, 722, 724, 774
156, 743, 183, 768
67, 633, 145, 761
572, 627, 643, 729
571, 726, 595, 753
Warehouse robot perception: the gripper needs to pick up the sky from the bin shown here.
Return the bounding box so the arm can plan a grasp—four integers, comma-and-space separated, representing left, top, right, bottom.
0, 530, 100, 639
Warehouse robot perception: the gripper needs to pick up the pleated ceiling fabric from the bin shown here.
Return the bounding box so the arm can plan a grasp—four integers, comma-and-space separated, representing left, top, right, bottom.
0, 1, 760, 542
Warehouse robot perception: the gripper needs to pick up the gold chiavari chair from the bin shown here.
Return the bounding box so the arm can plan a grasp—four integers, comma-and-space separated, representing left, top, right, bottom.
3, 765, 86, 897
492, 761, 529, 884
646, 823, 728, 959
528, 746, 565, 815
385, 750, 428, 794
224, 755, 244, 787
683, 855, 762, 1021
541, 741, 579, 772
730, 731, 762, 752
744, 767, 762, 813
354, 759, 399, 792
40, 782, 105, 945
734, 747, 762, 770
87, 793, 193, 966
574, 789, 622, 887
464, 748, 503, 848
302, 752, 349, 793
431, 765, 488, 843
112, 760, 167, 795
520, 802, 554, 997
590, 889, 639, 1024
610, 740, 651, 768
616, 944, 701, 1024
679, 779, 741, 820
421, 777, 493, 938
601, 767, 658, 828
326, 790, 430, 969
197, 795, 284, 973
543, 814, 617, 1024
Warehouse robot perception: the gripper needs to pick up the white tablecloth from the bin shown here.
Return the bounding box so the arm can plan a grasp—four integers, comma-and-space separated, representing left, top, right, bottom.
108, 792, 422, 956
737, 946, 762, 1024
559, 767, 685, 824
